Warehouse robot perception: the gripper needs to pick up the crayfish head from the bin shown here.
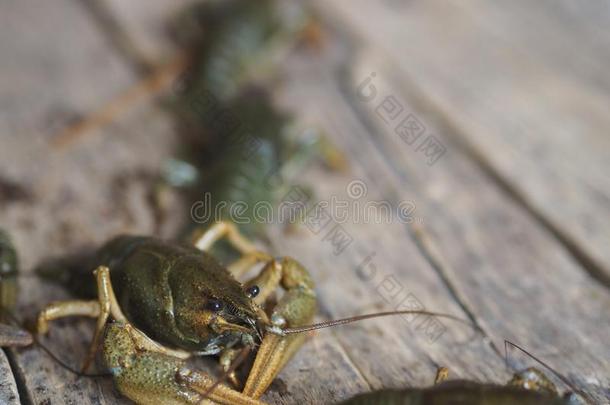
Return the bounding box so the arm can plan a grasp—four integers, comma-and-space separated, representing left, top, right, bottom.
167, 253, 266, 352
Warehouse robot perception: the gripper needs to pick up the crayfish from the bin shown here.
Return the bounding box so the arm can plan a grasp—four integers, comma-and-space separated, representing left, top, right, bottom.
0, 228, 32, 347
37, 221, 461, 404
38, 222, 464, 404
37, 221, 313, 404
340, 367, 586, 405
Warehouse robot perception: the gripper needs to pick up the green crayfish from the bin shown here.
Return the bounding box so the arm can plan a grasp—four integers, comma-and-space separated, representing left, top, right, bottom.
38, 221, 455, 404
37, 221, 314, 404
164, 0, 345, 239
0, 228, 18, 319
0, 228, 32, 347
339, 367, 586, 405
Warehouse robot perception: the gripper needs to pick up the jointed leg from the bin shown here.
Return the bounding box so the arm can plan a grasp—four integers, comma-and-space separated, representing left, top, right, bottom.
82, 266, 191, 370
104, 322, 264, 405
36, 266, 119, 372
81, 266, 127, 372
435, 367, 449, 384
219, 348, 241, 387
37, 300, 101, 335
242, 257, 317, 399
191, 221, 258, 254
243, 260, 283, 307
178, 368, 264, 405
193, 221, 273, 281
39, 267, 262, 404
38, 266, 191, 373
227, 251, 273, 279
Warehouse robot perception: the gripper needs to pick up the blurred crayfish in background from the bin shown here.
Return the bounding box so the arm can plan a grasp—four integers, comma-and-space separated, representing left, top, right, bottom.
160, 0, 346, 240
0, 229, 32, 347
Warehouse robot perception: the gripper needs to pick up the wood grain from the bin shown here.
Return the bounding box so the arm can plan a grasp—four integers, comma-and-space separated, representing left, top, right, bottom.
1, 0, 609, 404
283, 40, 610, 401
0, 349, 20, 404
96, 0, 199, 67
314, 0, 610, 285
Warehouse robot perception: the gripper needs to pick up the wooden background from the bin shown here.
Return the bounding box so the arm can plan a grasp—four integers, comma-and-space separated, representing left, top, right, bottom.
0, 0, 608, 404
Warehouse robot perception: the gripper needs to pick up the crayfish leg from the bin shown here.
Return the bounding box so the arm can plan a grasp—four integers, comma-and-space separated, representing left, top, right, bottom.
242, 333, 308, 399
242, 257, 317, 398
435, 367, 450, 384
104, 322, 264, 405
191, 221, 258, 254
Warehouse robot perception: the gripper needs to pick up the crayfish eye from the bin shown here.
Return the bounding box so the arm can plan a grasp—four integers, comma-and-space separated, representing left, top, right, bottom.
245, 285, 260, 298
207, 299, 224, 312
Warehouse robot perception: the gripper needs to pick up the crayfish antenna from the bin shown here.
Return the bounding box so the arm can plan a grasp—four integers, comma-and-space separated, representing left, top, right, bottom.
278, 309, 477, 335
197, 345, 251, 405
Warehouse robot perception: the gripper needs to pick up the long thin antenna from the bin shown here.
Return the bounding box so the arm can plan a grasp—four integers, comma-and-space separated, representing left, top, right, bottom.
280, 310, 476, 335
197, 345, 252, 404
32, 334, 111, 378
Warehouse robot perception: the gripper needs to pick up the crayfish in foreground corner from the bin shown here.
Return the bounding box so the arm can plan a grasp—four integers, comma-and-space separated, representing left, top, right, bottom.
340, 367, 588, 405
36, 221, 467, 405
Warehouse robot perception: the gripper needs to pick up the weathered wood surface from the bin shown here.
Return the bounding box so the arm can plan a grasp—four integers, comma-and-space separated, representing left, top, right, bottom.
0, 0, 609, 404
0, 349, 20, 405
316, 0, 610, 286
271, 44, 609, 402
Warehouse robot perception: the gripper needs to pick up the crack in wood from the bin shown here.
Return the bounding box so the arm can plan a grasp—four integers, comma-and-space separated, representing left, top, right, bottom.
73, 0, 153, 75
334, 73, 506, 366
405, 224, 503, 360
381, 67, 610, 290
5, 348, 33, 405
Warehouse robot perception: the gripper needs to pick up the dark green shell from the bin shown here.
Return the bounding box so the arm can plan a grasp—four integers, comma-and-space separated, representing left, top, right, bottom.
167, 0, 313, 238
171, 0, 299, 102
92, 236, 257, 351
339, 381, 570, 405
0, 229, 18, 319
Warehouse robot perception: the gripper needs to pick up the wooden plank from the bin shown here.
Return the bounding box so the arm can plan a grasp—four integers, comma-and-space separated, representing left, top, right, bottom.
314, 0, 610, 285
264, 41, 512, 392
73, 5, 507, 400
2, 93, 368, 404
285, 42, 609, 401
91, 0, 199, 68
0, 2, 371, 404
2, 101, 191, 405
0, 1, 187, 402
2, 0, 607, 403
0, 101, 182, 272
0, 0, 135, 146
0, 350, 20, 404
1, 3, 507, 403
0, 0, 148, 273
